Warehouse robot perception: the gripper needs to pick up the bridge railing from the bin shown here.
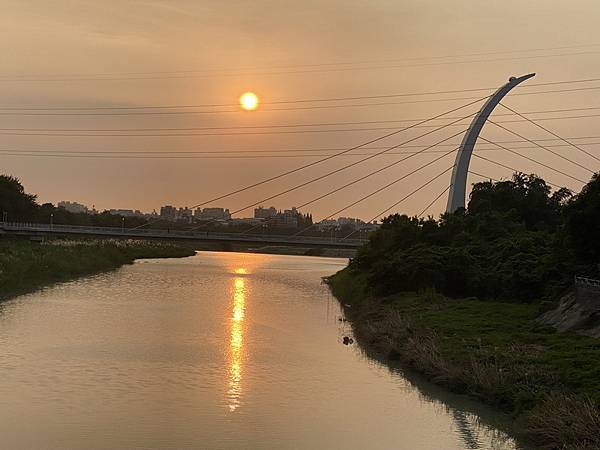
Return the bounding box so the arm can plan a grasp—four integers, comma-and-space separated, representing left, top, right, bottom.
575, 276, 600, 289
0, 221, 367, 246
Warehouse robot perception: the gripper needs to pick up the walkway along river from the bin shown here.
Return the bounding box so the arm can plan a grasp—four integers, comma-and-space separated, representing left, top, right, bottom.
0, 251, 526, 449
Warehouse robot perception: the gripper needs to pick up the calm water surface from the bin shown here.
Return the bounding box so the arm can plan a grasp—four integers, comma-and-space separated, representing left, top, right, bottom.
0, 251, 523, 449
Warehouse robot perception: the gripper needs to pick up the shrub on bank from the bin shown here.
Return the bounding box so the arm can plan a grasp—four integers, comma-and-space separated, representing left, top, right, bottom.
0, 238, 195, 299
350, 173, 600, 302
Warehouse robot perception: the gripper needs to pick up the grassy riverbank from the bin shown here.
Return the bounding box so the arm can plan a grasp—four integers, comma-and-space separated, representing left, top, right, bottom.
328, 268, 600, 449
0, 238, 196, 300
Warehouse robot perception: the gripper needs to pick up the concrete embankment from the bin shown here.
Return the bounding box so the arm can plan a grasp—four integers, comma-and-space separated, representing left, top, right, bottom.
538, 280, 600, 338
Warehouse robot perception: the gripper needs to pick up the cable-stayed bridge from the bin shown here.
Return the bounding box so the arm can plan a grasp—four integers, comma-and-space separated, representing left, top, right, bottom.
2, 69, 600, 241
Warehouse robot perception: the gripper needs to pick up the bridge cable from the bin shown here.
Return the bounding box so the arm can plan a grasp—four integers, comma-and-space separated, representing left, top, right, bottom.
341, 165, 456, 240
471, 153, 564, 189
498, 102, 600, 164
128, 96, 485, 231
487, 119, 594, 174
205, 116, 471, 226
418, 184, 452, 218
468, 170, 500, 182
186, 97, 485, 210
240, 131, 465, 235
290, 151, 457, 237
474, 138, 580, 186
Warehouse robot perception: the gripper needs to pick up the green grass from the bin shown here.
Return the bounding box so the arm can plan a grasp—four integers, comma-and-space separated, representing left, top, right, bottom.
393, 295, 600, 404
328, 267, 600, 449
0, 237, 196, 299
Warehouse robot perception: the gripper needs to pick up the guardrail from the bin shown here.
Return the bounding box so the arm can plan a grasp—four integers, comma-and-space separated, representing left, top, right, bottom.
575, 276, 600, 289
0, 221, 366, 247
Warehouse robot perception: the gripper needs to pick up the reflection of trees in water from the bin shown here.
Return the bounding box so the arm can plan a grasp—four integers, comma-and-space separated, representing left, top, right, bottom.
454, 409, 521, 450
452, 410, 481, 449
427, 394, 517, 450
347, 341, 523, 450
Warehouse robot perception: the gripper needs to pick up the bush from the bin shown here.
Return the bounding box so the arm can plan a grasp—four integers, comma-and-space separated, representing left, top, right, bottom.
349, 172, 600, 302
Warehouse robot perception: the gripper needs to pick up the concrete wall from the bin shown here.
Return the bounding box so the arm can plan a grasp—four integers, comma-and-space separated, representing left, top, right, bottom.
575, 280, 600, 312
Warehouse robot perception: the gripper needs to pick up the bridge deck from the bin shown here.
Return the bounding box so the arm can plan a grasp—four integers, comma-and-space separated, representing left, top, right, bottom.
0, 222, 365, 249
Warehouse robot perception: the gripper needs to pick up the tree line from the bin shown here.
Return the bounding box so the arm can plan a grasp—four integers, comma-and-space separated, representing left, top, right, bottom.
349, 172, 600, 302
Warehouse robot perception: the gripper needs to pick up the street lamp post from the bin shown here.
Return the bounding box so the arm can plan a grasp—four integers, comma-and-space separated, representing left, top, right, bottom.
121, 217, 125, 232
50, 213, 53, 230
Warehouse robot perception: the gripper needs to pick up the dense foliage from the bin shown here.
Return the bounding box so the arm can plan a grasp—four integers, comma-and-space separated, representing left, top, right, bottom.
0, 239, 195, 299
350, 173, 600, 302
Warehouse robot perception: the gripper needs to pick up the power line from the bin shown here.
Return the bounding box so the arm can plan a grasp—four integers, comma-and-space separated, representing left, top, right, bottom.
5, 105, 600, 132
477, 135, 586, 184
5, 110, 600, 138
4, 134, 600, 159
3, 134, 600, 154
2, 84, 600, 116
4, 141, 600, 160
0, 87, 498, 110
3, 43, 599, 80
0, 95, 490, 115
1, 50, 599, 82
1, 76, 600, 112
418, 184, 452, 217
499, 102, 600, 163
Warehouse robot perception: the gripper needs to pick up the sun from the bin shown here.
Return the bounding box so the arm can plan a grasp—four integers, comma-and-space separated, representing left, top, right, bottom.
239, 92, 259, 111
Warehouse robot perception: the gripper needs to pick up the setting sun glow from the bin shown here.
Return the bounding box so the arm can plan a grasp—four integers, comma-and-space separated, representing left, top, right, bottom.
239, 92, 259, 111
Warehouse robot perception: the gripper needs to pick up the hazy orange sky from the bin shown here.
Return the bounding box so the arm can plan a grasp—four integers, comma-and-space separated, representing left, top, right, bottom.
2, 0, 600, 220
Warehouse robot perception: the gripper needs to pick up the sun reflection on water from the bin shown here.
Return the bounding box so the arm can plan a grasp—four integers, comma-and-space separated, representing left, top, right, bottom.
228, 272, 246, 412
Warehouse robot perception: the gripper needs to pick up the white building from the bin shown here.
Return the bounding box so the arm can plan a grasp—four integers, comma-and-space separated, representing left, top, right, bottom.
57, 201, 90, 214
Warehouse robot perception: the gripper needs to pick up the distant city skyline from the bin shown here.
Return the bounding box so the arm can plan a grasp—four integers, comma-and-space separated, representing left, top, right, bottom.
54, 196, 377, 230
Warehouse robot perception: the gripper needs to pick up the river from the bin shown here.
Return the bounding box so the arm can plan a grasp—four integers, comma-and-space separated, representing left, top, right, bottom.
0, 251, 524, 449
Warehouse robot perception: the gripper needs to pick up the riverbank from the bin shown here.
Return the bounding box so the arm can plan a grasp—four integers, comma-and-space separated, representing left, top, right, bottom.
0, 237, 196, 300
327, 267, 600, 450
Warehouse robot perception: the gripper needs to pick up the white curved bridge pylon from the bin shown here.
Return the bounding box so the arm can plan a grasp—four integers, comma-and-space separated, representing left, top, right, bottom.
446, 73, 536, 213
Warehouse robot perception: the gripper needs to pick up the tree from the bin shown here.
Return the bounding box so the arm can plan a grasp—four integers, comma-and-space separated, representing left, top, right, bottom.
564, 173, 600, 266
348, 172, 589, 302
467, 173, 566, 230
0, 175, 38, 221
